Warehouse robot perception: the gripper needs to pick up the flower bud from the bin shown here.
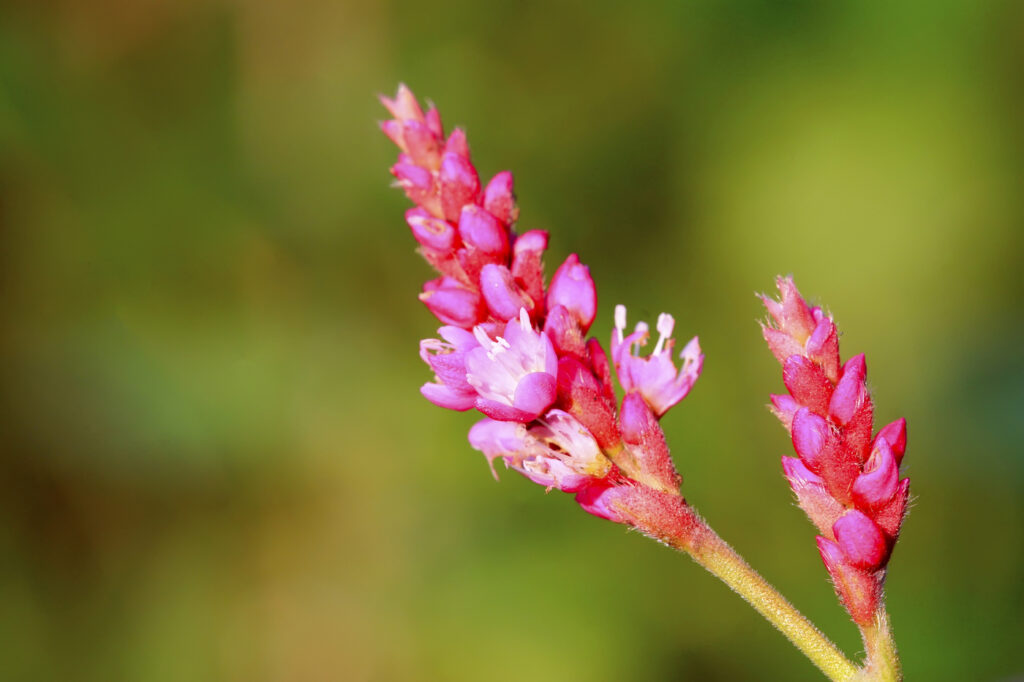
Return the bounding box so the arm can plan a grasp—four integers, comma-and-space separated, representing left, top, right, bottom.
420, 276, 485, 328
833, 510, 887, 569
547, 254, 597, 332
438, 151, 480, 222
483, 171, 518, 226
782, 355, 832, 417
852, 438, 899, 509
458, 205, 508, 256
543, 305, 587, 359
805, 316, 840, 382
620, 391, 681, 492
782, 456, 843, 535
829, 354, 867, 425
511, 230, 548, 305
406, 208, 456, 252
875, 418, 907, 465
769, 393, 800, 428
479, 264, 534, 321
791, 407, 830, 469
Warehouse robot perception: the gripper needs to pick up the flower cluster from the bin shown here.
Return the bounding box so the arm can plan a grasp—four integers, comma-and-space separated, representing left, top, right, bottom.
761, 277, 910, 626
380, 84, 704, 521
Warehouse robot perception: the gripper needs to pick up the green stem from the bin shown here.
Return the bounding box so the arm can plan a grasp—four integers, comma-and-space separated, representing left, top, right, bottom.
634, 502, 858, 681
859, 608, 902, 682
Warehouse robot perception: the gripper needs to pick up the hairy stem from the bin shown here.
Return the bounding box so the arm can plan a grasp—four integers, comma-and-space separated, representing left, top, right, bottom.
629, 499, 858, 681
859, 608, 902, 682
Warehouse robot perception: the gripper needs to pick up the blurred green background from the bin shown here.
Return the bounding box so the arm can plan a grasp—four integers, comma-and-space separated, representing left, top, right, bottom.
1, 1, 1022, 680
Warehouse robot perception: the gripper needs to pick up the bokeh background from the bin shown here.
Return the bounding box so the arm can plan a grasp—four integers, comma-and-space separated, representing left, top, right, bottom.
2, 1, 1022, 680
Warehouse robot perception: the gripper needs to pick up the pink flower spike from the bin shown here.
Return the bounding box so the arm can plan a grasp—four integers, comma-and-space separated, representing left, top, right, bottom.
612, 305, 703, 418
875, 417, 908, 465
420, 276, 485, 328
833, 510, 887, 569
439, 151, 481, 222
852, 438, 899, 509
458, 205, 508, 256
829, 354, 867, 425
483, 171, 518, 226
419, 326, 481, 411
465, 309, 558, 422
480, 263, 534, 321
547, 254, 597, 332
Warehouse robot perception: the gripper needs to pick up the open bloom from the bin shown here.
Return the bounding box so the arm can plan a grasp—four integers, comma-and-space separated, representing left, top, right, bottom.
611, 305, 703, 417
465, 309, 558, 422
468, 410, 611, 492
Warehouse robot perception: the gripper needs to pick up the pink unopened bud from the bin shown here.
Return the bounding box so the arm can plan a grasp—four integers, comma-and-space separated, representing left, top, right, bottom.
443, 127, 471, 160
791, 408, 830, 469
782, 456, 843, 535
761, 325, 804, 366
833, 510, 887, 569
479, 264, 534, 322
816, 535, 879, 626
829, 354, 867, 425
424, 105, 443, 138
543, 305, 587, 359
511, 230, 548, 305
420, 276, 485, 328
874, 478, 910, 539
620, 391, 681, 492
419, 326, 481, 410
805, 316, 840, 382
379, 83, 424, 121
458, 205, 508, 256
782, 355, 833, 417
586, 338, 616, 401
875, 418, 907, 465
852, 438, 899, 509
406, 208, 456, 252
483, 171, 518, 226
769, 393, 801, 428
391, 162, 441, 216
465, 309, 558, 422
774, 275, 816, 343
439, 151, 480, 222
547, 254, 597, 332
386, 119, 442, 170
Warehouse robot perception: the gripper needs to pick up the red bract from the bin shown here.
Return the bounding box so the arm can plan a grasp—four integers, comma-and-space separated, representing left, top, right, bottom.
761, 276, 910, 627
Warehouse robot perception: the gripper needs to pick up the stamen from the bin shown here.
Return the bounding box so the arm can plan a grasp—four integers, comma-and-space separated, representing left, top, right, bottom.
654, 313, 675, 355
614, 304, 627, 343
